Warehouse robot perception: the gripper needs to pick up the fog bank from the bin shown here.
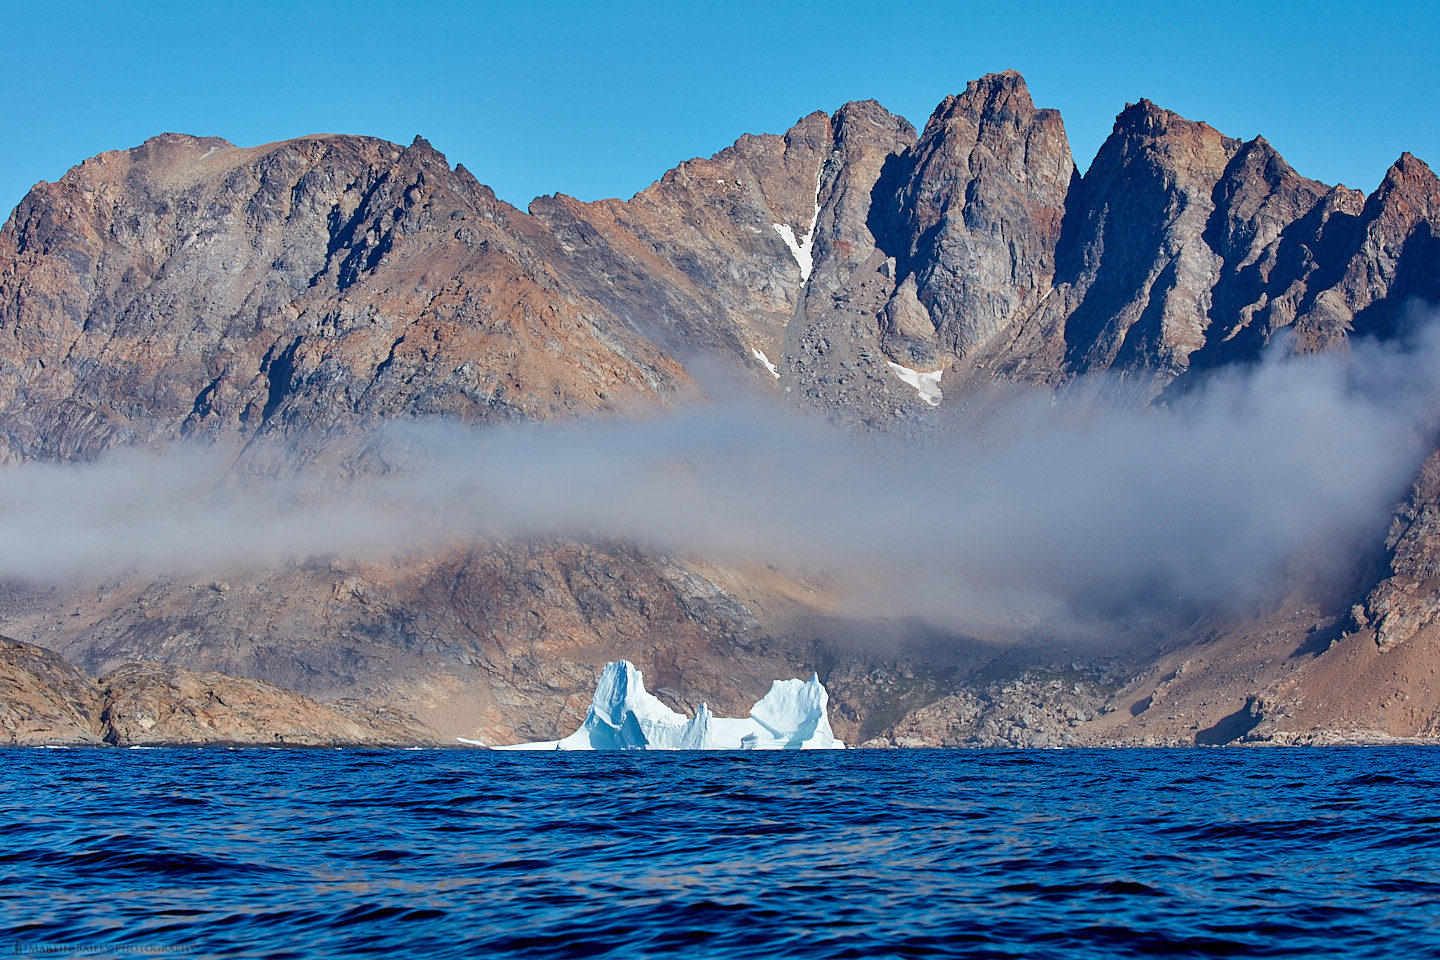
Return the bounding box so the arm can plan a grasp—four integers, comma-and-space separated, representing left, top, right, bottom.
3, 326, 1438, 633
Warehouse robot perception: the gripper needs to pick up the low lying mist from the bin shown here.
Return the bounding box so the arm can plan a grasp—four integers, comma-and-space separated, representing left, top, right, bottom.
4, 324, 1438, 635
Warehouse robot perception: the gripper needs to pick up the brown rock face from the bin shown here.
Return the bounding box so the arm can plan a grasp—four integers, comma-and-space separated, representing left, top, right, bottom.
0, 636, 102, 744
1366, 444, 1440, 652
530, 110, 833, 366
97, 661, 431, 746
1057, 101, 1244, 379
1169, 136, 1337, 375
1324, 153, 1440, 342
873, 70, 1076, 362
784, 100, 920, 419
0, 538, 831, 745
0, 133, 688, 462
1051, 108, 1440, 394
3, 72, 1440, 746
0, 635, 430, 746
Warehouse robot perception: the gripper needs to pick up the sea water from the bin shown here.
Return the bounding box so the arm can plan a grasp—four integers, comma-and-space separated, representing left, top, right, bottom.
2, 747, 1437, 958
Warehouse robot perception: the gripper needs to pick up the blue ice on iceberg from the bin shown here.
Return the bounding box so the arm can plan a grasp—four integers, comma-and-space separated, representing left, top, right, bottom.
490, 660, 845, 750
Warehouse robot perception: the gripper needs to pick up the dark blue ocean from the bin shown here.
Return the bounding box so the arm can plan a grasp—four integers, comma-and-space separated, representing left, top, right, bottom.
2, 748, 1438, 959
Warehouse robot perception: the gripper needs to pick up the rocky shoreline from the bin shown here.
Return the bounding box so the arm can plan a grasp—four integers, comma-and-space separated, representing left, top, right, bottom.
7, 633, 1436, 750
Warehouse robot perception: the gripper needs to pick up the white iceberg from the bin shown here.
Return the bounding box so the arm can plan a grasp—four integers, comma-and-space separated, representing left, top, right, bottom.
489, 660, 845, 750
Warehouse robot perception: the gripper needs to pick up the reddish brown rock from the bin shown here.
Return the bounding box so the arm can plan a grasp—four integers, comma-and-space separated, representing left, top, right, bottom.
1365, 443, 1440, 652
0, 133, 690, 463
1056, 100, 1243, 380
0, 635, 103, 744
97, 661, 432, 746
531, 111, 833, 368
785, 99, 920, 419
874, 70, 1076, 362
1309, 153, 1440, 344
0, 634, 435, 746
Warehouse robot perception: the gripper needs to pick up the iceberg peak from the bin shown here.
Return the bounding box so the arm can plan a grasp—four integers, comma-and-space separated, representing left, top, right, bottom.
490, 660, 844, 751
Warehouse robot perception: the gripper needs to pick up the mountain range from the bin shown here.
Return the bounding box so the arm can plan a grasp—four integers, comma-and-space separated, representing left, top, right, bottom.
3, 71, 1439, 747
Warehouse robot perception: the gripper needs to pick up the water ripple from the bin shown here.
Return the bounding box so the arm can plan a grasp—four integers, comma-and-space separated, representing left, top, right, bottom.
1, 747, 1438, 958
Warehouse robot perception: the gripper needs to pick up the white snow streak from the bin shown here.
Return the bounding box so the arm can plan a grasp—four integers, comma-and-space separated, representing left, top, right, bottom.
771, 223, 812, 279
751, 347, 780, 379
887, 361, 944, 407
771, 175, 823, 282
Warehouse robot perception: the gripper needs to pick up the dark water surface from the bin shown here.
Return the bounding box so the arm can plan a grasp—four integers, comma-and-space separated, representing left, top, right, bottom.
2, 748, 1438, 958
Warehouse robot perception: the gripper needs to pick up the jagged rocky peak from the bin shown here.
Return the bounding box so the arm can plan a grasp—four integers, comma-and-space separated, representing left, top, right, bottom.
1208, 135, 1329, 256
523, 106, 844, 370
829, 97, 917, 144
1089, 97, 1243, 194
1336, 151, 1440, 340
1147, 134, 1339, 377
926, 69, 1066, 143
872, 70, 1076, 365
1358, 152, 1440, 252
813, 98, 917, 255
780, 98, 919, 415
768, 109, 833, 232
1052, 96, 1248, 380
1380, 152, 1440, 199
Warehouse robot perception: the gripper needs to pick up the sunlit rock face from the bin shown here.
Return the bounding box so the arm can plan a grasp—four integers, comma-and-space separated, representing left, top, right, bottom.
0, 635, 432, 746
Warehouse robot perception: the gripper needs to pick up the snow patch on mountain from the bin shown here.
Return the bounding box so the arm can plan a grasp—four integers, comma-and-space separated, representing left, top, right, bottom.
886, 361, 943, 406
751, 347, 780, 379
771, 177, 822, 282
772, 224, 811, 280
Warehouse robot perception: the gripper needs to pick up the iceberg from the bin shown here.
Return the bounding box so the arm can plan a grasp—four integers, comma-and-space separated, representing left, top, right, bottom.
489, 660, 845, 750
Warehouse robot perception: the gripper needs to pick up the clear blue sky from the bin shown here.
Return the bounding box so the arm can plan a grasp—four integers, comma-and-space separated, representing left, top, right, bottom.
3, 0, 1437, 218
